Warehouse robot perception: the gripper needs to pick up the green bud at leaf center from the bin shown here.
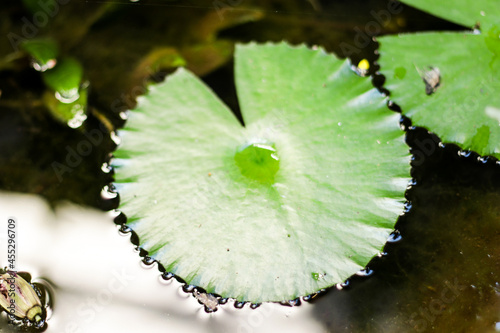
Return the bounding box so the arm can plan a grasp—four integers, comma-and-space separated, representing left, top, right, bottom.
234, 142, 279, 183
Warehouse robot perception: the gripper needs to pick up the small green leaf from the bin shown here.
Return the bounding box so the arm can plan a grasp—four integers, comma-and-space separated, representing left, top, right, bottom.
42, 57, 83, 101
20, 38, 59, 72
379, 31, 500, 158
114, 42, 409, 302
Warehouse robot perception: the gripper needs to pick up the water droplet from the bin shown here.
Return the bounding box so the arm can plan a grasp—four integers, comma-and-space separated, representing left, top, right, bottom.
356, 268, 374, 277
458, 150, 472, 158
100, 185, 117, 200
55, 89, 80, 104
234, 301, 246, 309
336, 280, 349, 290
250, 303, 261, 309
161, 272, 175, 281
387, 231, 402, 243
477, 156, 489, 163
118, 225, 131, 235
111, 131, 121, 146
403, 202, 412, 213
234, 141, 279, 184
32, 59, 57, 72
67, 108, 87, 129
141, 256, 155, 266
182, 285, 196, 293
280, 298, 301, 307
101, 162, 112, 173
119, 111, 128, 120
219, 298, 229, 305
337, 122, 342, 126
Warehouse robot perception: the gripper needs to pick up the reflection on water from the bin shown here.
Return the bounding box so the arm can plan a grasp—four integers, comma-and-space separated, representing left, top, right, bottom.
0, 192, 323, 333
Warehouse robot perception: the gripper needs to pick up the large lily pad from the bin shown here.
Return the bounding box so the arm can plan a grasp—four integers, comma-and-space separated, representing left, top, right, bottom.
113, 42, 409, 302
399, 0, 500, 30
379, 1, 500, 158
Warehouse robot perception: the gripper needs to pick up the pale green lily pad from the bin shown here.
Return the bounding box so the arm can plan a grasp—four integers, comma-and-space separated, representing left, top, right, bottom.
399, 0, 500, 30
113, 42, 409, 302
379, 30, 500, 158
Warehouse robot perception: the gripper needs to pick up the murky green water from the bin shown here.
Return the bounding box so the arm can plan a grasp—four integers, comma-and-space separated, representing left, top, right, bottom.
0, 0, 498, 332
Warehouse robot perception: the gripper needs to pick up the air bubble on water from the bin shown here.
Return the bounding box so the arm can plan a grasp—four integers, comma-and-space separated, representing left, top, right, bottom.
100, 185, 117, 200
387, 231, 402, 243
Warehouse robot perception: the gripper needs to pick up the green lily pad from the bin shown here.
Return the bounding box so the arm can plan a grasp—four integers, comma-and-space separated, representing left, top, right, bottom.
399, 0, 500, 30
379, 30, 500, 158
113, 42, 409, 302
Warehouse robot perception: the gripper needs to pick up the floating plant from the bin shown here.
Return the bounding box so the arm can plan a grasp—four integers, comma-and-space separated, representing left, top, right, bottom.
0, 269, 50, 330
113, 42, 410, 303
378, 0, 500, 158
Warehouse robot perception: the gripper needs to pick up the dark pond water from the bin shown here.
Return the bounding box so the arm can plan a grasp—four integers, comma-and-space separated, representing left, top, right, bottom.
0, 0, 498, 332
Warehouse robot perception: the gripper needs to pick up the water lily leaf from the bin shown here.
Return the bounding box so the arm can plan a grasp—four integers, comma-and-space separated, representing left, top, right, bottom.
379, 31, 500, 158
113, 42, 409, 302
399, 0, 500, 30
